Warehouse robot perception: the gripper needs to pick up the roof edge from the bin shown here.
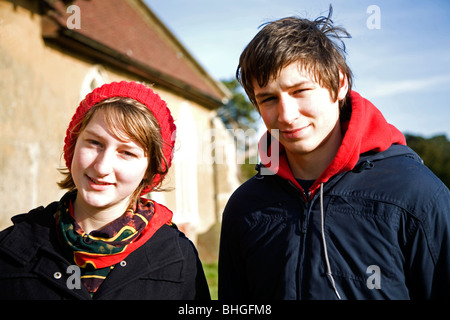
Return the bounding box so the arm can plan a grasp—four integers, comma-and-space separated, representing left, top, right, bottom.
136, 0, 232, 100
43, 27, 224, 109
41, 0, 230, 108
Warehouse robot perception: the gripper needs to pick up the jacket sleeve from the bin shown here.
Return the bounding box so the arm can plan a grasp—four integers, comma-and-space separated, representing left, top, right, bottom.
218, 204, 248, 300
178, 234, 211, 300
404, 183, 450, 299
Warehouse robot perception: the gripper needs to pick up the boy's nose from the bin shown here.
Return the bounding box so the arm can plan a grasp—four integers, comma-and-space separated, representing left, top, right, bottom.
278, 95, 299, 125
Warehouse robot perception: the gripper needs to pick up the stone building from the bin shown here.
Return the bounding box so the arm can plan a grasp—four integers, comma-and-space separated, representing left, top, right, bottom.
0, 0, 239, 262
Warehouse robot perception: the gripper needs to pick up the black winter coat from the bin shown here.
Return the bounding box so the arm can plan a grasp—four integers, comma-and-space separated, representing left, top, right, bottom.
0, 202, 210, 300
219, 145, 450, 299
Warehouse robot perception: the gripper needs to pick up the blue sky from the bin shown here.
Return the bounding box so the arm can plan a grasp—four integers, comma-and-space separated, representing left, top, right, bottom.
146, 0, 450, 138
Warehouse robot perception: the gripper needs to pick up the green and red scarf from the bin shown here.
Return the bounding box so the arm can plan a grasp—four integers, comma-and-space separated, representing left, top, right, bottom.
55, 191, 173, 294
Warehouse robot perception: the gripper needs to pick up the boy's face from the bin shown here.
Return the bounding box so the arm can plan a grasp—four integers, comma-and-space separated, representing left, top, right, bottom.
254, 61, 348, 164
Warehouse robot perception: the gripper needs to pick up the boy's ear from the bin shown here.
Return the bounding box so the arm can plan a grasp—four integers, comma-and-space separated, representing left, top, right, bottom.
337, 69, 349, 101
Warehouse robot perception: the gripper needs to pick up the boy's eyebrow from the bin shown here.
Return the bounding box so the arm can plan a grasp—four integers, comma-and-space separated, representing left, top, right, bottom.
255, 80, 314, 99
255, 92, 275, 100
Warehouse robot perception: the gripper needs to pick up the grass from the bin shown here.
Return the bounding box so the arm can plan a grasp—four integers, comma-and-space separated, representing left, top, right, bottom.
202, 261, 218, 300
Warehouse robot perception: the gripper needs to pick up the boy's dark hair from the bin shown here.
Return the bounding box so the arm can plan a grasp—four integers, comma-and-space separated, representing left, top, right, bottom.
237, 5, 353, 121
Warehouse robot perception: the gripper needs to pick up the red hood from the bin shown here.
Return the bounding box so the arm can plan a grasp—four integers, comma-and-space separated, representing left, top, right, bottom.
258, 91, 406, 195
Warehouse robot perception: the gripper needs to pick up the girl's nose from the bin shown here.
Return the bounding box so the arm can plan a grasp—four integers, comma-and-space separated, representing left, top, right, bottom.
93, 150, 114, 176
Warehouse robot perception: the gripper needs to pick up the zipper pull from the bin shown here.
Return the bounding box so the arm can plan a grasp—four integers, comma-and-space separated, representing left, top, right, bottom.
303, 190, 311, 202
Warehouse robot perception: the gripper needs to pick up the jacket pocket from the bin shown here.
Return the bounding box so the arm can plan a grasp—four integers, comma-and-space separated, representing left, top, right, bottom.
323, 196, 409, 298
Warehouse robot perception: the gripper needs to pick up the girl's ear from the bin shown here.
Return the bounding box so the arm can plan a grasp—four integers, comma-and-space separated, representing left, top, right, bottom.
337, 69, 349, 101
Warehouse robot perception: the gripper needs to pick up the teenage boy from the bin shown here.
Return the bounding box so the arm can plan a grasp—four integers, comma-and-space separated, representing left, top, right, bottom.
218, 10, 450, 299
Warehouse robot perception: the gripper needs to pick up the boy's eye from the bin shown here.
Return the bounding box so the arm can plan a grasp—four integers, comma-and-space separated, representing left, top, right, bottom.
263, 97, 275, 103
293, 88, 312, 95
259, 96, 277, 105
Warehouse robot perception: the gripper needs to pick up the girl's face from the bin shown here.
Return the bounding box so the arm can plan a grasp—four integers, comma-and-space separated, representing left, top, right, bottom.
71, 110, 149, 216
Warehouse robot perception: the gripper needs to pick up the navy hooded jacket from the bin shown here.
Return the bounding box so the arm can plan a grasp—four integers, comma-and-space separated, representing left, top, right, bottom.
218, 92, 450, 299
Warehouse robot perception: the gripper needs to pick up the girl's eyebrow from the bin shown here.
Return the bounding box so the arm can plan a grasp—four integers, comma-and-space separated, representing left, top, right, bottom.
83, 129, 139, 149
83, 129, 102, 139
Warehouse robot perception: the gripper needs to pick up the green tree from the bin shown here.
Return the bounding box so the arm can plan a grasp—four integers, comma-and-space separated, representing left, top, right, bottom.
218, 79, 261, 182
217, 79, 259, 131
405, 134, 450, 188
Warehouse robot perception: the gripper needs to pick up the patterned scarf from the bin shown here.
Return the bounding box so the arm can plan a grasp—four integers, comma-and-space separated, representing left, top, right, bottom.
55, 191, 173, 295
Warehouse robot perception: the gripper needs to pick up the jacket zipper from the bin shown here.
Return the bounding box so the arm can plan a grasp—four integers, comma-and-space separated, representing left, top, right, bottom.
287, 181, 316, 299
288, 181, 312, 234
302, 191, 312, 233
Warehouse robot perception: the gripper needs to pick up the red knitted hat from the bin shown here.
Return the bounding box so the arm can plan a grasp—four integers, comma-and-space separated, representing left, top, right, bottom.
63, 81, 176, 194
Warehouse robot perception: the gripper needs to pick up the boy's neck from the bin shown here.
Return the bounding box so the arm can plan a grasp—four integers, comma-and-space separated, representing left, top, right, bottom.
285, 122, 343, 181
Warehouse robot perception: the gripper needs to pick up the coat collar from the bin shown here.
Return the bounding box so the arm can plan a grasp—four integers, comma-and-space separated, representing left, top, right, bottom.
0, 203, 184, 299
0, 202, 60, 266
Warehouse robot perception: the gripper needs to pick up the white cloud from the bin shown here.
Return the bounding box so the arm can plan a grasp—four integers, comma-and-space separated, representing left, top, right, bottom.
366, 74, 450, 98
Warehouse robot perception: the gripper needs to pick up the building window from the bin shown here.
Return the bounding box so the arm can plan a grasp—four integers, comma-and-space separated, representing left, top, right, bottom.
80, 65, 109, 100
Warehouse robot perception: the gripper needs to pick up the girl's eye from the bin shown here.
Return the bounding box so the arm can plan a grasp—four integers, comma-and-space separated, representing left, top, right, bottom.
121, 151, 137, 158
87, 139, 101, 147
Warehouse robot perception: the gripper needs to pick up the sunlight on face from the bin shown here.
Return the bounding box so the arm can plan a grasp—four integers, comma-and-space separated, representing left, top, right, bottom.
71, 110, 148, 217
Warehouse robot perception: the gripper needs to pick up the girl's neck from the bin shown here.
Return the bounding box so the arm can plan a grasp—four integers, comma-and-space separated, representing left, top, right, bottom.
73, 198, 129, 234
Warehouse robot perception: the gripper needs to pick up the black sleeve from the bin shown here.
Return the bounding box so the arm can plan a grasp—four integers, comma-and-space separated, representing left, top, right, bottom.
177, 232, 211, 300
218, 207, 248, 300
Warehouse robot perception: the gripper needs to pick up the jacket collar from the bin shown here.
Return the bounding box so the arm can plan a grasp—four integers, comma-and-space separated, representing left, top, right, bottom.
0, 203, 60, 266
0, 203, 184, 299
0, 203, 91, 299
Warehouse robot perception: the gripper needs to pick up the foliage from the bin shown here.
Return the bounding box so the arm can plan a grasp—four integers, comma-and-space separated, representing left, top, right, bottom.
218, 79, 261, 182
202, 261, 218, 300
405, 134, 450, 188
217, 79, 259, 131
